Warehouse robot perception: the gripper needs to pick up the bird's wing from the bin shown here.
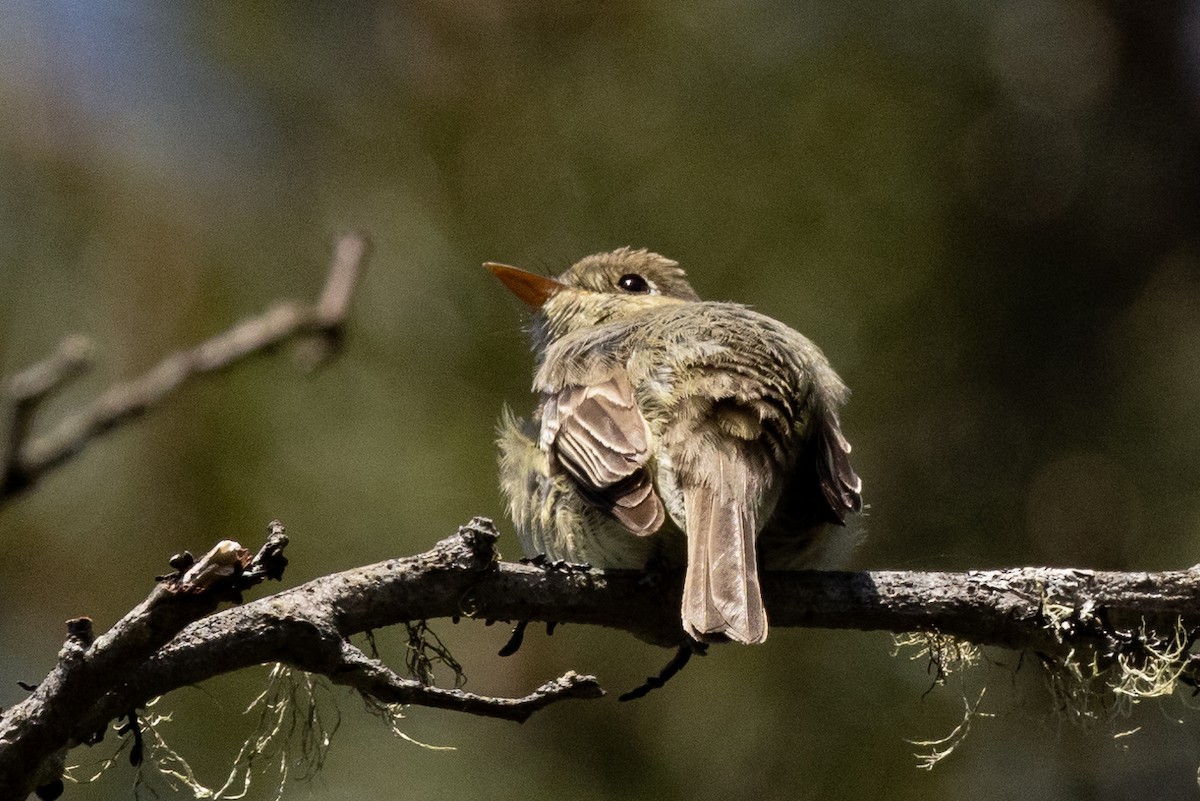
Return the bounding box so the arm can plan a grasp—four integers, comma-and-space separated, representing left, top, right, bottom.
542, 373, 665, 536
814, 409, 862, 525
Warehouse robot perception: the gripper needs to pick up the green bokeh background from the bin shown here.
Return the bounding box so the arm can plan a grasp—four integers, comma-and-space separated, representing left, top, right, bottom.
3, 2, 1200, 799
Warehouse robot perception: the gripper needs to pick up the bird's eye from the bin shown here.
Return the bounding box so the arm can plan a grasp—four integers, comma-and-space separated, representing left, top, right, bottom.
617, 273, 651, 294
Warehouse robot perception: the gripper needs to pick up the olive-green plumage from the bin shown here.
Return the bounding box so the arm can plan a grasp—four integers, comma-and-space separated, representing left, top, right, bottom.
493, 248, 861, 644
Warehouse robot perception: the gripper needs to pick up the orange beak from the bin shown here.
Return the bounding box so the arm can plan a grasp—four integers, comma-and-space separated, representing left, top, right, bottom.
484, 262, 564, 309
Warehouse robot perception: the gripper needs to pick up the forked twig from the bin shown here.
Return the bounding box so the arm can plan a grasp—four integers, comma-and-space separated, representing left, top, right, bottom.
0, 232, 371, 503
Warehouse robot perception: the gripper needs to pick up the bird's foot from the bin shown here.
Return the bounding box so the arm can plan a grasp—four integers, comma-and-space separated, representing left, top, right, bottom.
497, 620, 528, 656
520, 553, 593, 573
498, 554, 585, 656
619, 640, 708, 701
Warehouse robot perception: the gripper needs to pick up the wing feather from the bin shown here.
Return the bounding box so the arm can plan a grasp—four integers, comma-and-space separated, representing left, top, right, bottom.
815, 410, 862, 524
545, 373, 665, 536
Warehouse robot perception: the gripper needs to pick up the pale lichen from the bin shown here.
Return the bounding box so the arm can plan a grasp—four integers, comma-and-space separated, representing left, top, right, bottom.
892, 631, 981, 688
67, 664, 339, 800
1034, 576, 1198, 728
908, 688, 990, 770
894, 584, 1200, 771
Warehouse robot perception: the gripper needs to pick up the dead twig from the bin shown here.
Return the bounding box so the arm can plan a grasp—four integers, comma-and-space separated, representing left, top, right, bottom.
0, 232, 371, 504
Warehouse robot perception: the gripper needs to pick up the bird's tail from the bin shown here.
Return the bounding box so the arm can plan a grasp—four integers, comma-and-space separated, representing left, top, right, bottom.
681, 450, 767, 645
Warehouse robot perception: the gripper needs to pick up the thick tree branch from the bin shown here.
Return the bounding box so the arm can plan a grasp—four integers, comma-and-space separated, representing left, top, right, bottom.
0, 232, 371, 502
4, 515, 1200, 798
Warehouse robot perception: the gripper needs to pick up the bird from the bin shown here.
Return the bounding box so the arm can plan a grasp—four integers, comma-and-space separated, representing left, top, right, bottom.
489, 247, 861, 645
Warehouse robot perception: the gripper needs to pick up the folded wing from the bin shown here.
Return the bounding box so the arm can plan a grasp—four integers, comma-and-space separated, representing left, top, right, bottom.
543, 373, 665, 536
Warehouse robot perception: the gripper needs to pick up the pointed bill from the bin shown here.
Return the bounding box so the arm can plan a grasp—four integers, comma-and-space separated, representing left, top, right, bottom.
485, 263, 564, 309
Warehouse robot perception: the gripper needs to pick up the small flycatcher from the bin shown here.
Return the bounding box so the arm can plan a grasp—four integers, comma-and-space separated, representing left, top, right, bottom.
490, 248, 860, 644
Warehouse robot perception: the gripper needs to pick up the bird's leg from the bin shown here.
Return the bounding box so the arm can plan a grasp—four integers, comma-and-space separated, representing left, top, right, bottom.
618, 640, 708, 701
638, 549, 674, 587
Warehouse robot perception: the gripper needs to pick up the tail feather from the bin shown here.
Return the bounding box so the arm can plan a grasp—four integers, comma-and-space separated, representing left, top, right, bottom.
681, 452, 767, 645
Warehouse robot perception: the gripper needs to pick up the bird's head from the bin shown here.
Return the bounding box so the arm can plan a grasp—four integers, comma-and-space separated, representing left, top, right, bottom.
486, 247, 700, 347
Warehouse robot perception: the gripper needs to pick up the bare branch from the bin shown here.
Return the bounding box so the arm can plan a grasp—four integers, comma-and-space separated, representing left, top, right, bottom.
0, 232, 372, 503
295, 232, 372, 367
0, 335, 93, 495
316, 233, 370, 326
329, 641, 603, 722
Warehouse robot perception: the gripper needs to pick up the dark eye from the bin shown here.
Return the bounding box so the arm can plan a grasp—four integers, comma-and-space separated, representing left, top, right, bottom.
617, 273, 651, 293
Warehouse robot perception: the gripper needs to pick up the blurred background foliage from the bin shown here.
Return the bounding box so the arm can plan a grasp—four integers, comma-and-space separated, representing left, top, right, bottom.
2, 1, 1200, 799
